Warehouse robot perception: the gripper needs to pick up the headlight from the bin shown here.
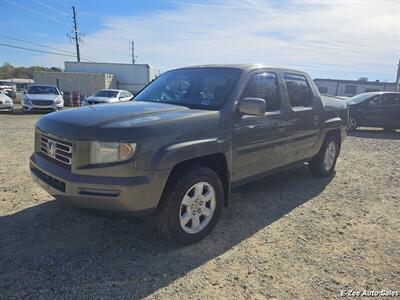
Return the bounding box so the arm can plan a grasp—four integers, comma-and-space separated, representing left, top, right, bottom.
90, 142, 137, 164
22, 96, 31, 105
82, 100, 88, 105
54, 97, 63, 104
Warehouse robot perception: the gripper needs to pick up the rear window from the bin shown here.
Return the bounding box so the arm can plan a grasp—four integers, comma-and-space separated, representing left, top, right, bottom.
284, 74, 312, 108
95, 90, 119, 98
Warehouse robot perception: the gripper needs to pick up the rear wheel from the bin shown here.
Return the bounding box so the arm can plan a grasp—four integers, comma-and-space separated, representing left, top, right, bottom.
154, 166, 223, 245
309, 135, 339, 177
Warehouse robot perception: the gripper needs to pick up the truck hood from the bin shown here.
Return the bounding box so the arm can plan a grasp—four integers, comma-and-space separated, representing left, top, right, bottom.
36, 101, 217, 141
26, 94, 60, 101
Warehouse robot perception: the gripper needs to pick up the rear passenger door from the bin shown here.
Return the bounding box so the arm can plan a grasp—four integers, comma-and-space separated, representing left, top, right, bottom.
381, 93, 400, 128
232, 71, 289, 181
283, 73, 320, 163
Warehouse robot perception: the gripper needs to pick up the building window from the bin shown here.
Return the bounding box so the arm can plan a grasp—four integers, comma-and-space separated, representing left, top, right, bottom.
318, 87, 328, 94
365, 88, 380, 92
344, 85, 357, 94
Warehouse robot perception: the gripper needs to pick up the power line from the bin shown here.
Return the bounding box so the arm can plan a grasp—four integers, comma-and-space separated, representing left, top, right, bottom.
33, 0, 69, 17
5, 0, 69, 27
0, 34, 99, 62
54, 0, 70, 9
0, 43, 95, 61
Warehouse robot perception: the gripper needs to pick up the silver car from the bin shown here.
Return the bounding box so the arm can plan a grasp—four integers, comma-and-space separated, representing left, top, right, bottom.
82, 89, 133, 106
22, 85, 64, 113
0, 92, 13, 112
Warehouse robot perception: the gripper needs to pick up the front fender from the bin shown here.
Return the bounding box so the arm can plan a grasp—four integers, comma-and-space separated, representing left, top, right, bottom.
149, 137, 230, 171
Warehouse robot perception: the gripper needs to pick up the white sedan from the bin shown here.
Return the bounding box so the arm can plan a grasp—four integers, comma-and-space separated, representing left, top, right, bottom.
82, 89, 133, 106
0, 92, 13, 112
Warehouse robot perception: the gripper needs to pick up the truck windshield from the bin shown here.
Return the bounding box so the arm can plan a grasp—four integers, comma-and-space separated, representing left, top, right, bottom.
135, 68, 241, 109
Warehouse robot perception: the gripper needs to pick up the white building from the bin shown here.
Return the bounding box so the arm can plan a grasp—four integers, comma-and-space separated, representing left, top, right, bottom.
64, 62, 159, 94
314, 78, 397, 97
33, 72, 116, 97
0, 78, 34, 91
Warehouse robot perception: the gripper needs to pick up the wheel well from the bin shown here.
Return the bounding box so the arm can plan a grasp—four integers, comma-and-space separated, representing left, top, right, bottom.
166, 153, 230, 207
325, 129, 342, 153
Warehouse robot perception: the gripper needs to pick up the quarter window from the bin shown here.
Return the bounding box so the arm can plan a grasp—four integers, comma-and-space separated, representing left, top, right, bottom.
242, 72, 280, 112
283, 74, 312, 108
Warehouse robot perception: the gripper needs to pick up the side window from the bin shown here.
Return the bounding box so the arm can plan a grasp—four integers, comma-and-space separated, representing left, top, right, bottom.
242, 72, 280, 112
368, 95, 381, 106
318, 86, 328, 94
382, 94, 400, 105
283, 74, 312, 108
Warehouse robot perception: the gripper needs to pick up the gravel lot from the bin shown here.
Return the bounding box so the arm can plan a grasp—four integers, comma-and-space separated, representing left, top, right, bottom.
0, 109, 399, 299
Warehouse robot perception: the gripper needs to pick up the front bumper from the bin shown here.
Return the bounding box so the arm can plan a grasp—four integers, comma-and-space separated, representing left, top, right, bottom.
30, 153, 170, 218
0, 103, 13, 111
22, 102, 63, 112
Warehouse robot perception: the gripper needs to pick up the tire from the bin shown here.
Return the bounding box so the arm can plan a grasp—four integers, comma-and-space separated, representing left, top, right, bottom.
347, 116, 358, 131
154, 165, 223, 245
309, 135, 339, 177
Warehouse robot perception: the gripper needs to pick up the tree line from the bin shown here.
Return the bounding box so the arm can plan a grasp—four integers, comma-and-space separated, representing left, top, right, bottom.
0, 63, 61, 80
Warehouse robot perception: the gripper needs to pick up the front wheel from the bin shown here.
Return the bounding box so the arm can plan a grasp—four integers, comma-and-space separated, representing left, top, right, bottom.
347, 116, 358, 131
154, 166, 223, 245
309, 136, 339, 177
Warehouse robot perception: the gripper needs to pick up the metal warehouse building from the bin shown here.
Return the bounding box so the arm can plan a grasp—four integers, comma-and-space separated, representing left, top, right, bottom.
64, 62, 159, 94
314, 78, 397, 97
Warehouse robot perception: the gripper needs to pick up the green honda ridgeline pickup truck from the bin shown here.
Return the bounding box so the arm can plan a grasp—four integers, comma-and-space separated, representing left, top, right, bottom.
30, 64, 347, 245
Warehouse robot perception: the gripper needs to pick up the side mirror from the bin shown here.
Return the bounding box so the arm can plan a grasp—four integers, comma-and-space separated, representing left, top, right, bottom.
60, 91, 64, 95
239, 97, 266, 116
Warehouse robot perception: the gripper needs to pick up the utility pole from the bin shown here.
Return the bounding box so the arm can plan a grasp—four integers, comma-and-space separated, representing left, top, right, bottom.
130, 41, 137, 64
395, 58, 400, 92
68, 6, 82, 62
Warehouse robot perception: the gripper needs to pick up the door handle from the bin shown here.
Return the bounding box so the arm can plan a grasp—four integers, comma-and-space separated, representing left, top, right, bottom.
277, 121, 285, 131
313, 115, 319, 125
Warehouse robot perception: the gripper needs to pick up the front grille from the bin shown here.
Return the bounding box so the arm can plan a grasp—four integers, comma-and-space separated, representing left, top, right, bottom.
32, 100, 54, 106
40, 133, 73, 166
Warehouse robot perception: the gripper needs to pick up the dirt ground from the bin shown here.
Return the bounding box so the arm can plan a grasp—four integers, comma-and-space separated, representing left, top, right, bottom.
0, 109, 399, 299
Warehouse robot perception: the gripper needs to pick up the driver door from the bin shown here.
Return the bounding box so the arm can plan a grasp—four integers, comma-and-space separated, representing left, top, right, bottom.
363, 95, 386, 126
232, 71, 289, 182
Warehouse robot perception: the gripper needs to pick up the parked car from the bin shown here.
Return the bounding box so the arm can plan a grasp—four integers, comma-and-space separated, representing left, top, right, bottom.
0, 85, 16, 100
346, 92, 400, 131
22, 84, 64, 113
30, 64, 347, 245
81, 89, 133, 106
0, 92, 13, 112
